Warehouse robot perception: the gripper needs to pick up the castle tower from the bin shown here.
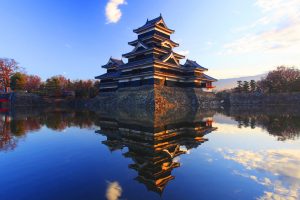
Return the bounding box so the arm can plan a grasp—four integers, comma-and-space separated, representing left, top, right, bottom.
96, 15, 216, 92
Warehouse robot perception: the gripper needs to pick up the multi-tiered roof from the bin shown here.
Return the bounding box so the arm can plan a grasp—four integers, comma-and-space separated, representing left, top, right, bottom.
96, 15, 216, 92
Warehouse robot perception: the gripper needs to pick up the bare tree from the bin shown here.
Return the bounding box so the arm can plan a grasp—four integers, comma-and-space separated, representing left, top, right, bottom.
257, 66, 300, 93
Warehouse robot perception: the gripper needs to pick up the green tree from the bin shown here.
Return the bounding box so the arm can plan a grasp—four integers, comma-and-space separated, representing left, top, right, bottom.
243, 81, 250, 92
10, 72, 27, 91
45, 77, 61, 97
250, 80, 256, 92
235, 80, 243, 93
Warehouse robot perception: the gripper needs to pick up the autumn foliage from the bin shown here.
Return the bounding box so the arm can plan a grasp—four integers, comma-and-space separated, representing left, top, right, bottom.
1, 58, 99, 98
0, 58, 19, 92
257, 66, 300, 93
233, 66, 300, 94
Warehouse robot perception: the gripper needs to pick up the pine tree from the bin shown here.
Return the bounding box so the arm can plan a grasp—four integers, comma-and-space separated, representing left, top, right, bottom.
243, 81, 250, 92
250, 80, 256, 92
236, 80, 243, 93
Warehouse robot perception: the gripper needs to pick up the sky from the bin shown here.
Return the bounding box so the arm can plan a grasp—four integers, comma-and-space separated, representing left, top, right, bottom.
0, 0, 299, 80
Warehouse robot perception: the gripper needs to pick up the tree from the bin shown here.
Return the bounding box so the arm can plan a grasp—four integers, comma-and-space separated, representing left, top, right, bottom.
290, 78, 300, 92
235, 80, 243, 93
73, 80, 91, 98
25, 75, 41, 92
90, 80, 100, 98
243, 81, 250, 92
10, 72, 27, 91
55, 75, 69, 89
71, 80, 99, 98
45, 77, 61, 97
250, 80, 256, 92
0, 58, 19, 92
257, 66, 300, 93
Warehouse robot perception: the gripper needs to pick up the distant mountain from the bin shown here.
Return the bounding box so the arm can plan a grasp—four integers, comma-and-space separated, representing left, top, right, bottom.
214, 74, 266, 91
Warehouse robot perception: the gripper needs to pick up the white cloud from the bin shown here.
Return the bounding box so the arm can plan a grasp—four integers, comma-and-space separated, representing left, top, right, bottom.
222, 0, 300, 55
219, 148, 300, 200
106, 181, 122, 200
105, 0, 126, 24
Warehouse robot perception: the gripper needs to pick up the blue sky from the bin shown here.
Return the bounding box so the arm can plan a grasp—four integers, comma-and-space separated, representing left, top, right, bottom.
0, 0, 299, 80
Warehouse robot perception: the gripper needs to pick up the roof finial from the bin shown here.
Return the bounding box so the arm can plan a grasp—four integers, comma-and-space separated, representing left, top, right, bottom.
147, 18, 149, 22
160, 13, 162, 17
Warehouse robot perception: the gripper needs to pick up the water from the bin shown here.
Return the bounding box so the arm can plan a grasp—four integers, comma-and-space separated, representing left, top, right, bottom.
0, 108, 299, 200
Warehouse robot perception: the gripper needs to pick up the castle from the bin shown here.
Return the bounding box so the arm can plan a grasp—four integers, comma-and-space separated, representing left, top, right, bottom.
96, 15, 216, 92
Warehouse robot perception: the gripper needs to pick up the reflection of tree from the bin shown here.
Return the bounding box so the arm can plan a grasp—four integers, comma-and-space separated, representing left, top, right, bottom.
0, 115, 17, 151
40, 110, 97, 131
225, 108, 300, 141
97, 117, 217, 194
10, 120, 26, 136
43, 112, 68, 131
0, 109, 97, 152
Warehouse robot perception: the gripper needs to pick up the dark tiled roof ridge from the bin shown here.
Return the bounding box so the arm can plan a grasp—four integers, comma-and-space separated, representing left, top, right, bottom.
119, 57, 155, 69
184, 59, 208, 70
133, 15, 174, 33
95, 71, 121, 79
109, 57, 124, 65
202, 73, 217, 81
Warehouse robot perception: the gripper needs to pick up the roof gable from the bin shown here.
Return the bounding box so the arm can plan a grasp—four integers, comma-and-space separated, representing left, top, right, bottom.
102, 57, 124, 69
131, 41, 148, 53
156, 18, 168, 29
161, 39, 179, 48
161, 40, 174, 48
162, 52, 179, 66
133, 15, 174, 34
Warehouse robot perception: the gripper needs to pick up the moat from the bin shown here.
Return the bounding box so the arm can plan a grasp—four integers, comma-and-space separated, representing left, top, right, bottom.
0, 108, 299, 200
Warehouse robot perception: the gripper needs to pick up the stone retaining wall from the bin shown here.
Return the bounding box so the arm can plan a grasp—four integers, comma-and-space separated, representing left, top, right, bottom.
88, 85, 220, 117
229, 92, 300, 106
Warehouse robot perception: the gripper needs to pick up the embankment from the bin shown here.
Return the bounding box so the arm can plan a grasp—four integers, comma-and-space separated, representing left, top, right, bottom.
9, 92, 87, 109
229, 92, 300, 106
88, 85, 220, 117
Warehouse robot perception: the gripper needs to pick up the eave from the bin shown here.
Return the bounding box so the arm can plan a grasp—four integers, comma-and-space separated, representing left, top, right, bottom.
122, 47, 169, 58
128, 34, 178, 47
133, 24, 175, 35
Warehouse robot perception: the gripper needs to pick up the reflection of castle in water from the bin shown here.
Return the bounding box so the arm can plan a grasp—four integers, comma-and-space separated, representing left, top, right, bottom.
96, 116, 217, 194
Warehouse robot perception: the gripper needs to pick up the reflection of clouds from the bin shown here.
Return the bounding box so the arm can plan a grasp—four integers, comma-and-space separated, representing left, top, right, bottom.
106, 181, 122, 200
172, 157, 180, 163
214, 123, 266, 135
180, 146, 190, 154
218, 148, 300, 200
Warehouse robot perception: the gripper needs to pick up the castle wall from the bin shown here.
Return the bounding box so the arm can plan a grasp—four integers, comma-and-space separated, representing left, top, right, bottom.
88, 85, 220, 117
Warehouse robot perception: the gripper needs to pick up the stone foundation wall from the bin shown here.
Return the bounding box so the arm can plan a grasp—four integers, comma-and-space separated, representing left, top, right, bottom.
12, 92, 47, 107
154, 85, 219, 113
88, 85, 220, 118
9, 92, 88, 109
